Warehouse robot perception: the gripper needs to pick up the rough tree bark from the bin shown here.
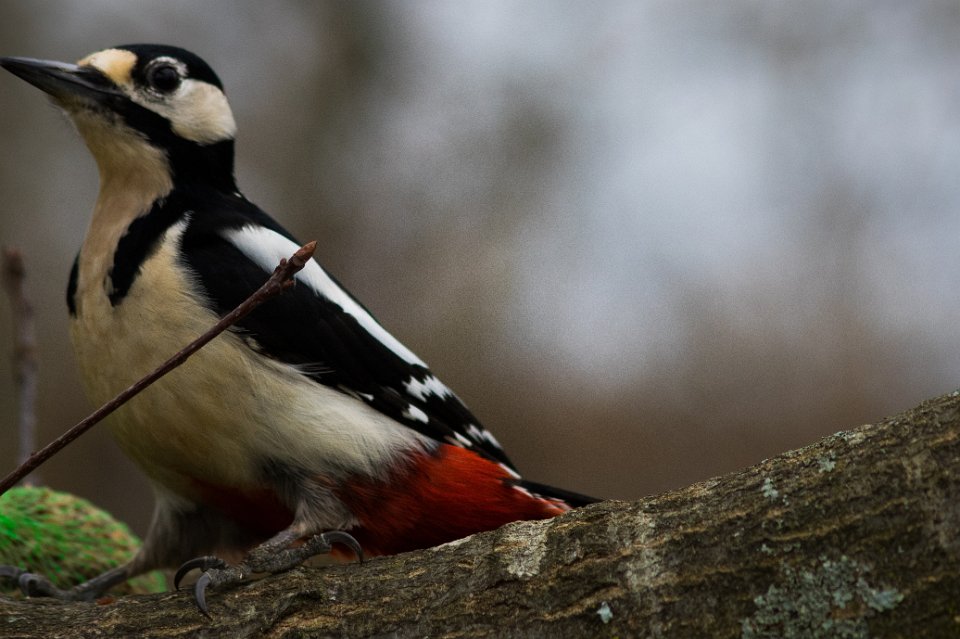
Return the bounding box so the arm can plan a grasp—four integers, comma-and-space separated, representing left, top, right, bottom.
2, 389, 959, 638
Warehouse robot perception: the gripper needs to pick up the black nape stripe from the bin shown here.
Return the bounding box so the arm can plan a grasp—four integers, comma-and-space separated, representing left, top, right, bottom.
107, 196, 187, 307
67, 253, 79, 316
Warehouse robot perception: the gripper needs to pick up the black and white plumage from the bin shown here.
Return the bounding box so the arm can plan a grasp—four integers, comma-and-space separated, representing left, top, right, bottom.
0, 44, 595, 605
78, 183, 515, 470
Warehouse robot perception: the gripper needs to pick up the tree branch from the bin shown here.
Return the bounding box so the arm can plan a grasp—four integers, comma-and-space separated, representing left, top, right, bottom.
1, 247, 39, 484
2, 388, 959, 637
0, 241, 317, 495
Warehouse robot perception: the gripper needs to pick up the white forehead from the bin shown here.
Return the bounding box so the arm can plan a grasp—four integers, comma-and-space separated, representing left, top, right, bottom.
78, 48, 138, 86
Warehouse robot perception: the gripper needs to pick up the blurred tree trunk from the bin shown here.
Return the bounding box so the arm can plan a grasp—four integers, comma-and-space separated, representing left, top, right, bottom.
2, 390, 959, 637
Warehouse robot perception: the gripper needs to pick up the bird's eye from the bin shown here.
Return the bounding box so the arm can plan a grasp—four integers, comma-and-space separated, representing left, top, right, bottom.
147, 64, 181, 94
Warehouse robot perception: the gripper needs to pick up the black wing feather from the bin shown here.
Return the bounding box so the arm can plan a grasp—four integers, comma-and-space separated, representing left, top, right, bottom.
175, 187, 516, 469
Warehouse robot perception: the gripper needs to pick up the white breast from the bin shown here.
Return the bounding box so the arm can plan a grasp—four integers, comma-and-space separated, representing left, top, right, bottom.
70, 221, 424, 502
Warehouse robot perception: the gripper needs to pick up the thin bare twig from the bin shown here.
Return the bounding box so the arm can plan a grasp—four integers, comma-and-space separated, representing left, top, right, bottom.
0, 240, 317, 496
1, 247, 39, 486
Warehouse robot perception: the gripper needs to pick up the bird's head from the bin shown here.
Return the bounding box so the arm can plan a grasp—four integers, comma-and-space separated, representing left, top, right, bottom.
1, 45, 237, 192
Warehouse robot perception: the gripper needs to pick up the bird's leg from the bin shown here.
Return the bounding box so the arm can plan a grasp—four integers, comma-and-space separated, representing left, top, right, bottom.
174, 528, 363, 616
0, 558, 146, 602
0, 501, 203, 601
0, 498, 248, 602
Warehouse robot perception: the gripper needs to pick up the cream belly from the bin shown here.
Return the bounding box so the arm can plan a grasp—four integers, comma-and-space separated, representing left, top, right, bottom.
70, 220, 424, 506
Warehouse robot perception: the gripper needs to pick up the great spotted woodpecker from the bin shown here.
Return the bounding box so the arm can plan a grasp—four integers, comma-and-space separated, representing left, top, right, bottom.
0, 45, 596, 612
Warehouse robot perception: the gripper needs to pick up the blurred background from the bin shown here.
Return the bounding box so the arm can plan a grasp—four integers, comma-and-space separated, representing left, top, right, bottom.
0, 1, 958, 536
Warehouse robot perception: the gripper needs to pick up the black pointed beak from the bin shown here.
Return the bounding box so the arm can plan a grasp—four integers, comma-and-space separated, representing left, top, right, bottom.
0, 56, 123, 102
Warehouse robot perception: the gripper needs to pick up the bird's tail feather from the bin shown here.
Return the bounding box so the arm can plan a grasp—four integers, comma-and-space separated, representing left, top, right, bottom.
515, 479, 600, 508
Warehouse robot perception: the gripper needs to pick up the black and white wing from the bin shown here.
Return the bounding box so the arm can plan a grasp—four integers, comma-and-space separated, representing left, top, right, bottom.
179, 192, 516, 471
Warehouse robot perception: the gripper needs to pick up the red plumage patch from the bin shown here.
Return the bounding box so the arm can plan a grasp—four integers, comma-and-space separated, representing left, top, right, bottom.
188, 477, 295, 539
335, 444, 569, 557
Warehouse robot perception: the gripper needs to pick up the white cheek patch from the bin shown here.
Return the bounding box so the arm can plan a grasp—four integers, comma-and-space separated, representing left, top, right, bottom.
170, 79, 236, 143
131, 79, 237, 145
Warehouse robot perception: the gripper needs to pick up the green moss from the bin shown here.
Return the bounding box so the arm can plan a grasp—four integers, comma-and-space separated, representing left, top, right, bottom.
740, 555, 902, 639
0, 485, 165, 596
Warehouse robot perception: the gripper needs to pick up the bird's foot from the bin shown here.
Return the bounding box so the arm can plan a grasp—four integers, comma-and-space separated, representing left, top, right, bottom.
174, 530, 363, 616
1, 566, 76, 600
0, 564, 128, 601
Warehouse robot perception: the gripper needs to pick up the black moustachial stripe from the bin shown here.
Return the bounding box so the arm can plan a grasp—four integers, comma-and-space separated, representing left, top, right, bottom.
88, 179, 520, 472
109, 99, 236, 193
107, 194, 189, 307
101, 44, 238, 194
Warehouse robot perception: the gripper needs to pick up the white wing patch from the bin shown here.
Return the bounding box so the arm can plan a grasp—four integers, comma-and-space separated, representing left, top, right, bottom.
224, 226, 426, 367
452, 432, 473, 447
402, 404, 429, 424
466, 423, 503, 450
404, 374, 453, 401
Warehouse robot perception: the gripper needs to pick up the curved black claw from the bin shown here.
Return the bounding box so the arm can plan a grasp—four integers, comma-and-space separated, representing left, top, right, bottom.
174, 556, 227, 590
176, 530, 364, 617
322, 530, 364, 563
194, 572, 214, 617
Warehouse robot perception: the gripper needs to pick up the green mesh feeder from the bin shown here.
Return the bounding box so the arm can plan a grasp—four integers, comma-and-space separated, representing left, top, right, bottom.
0, 485, 166, 597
